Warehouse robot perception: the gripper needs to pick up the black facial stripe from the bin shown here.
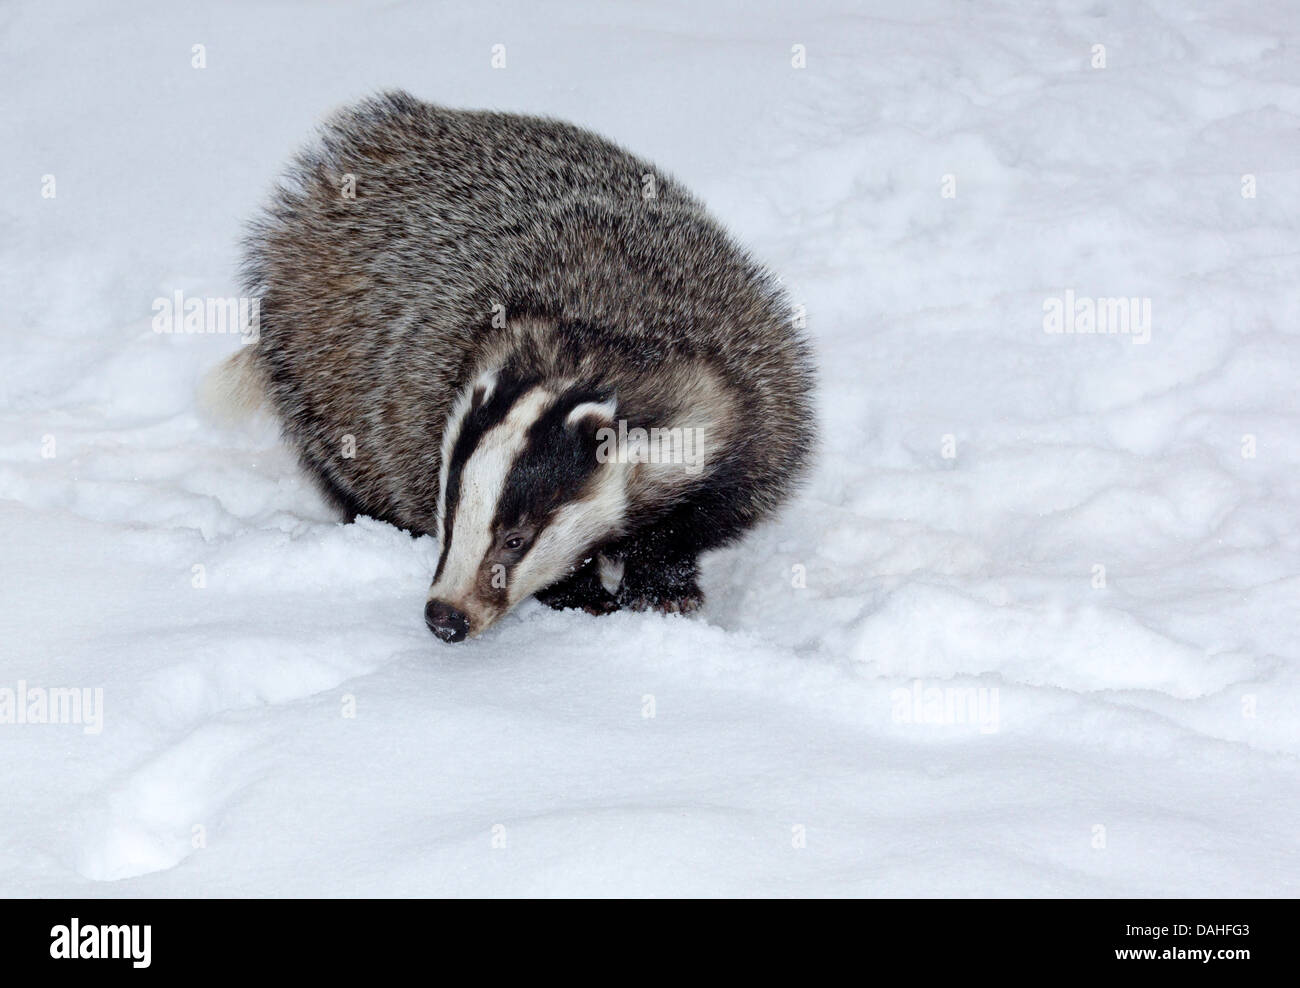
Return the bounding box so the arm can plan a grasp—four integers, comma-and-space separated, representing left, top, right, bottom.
490, 385, 608, 537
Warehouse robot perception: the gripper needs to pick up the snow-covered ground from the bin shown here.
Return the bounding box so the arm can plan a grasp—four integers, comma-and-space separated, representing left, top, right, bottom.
2, 0, 1298, 897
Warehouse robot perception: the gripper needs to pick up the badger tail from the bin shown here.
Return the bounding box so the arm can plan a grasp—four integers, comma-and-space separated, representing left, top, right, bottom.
199, 347, 272, 426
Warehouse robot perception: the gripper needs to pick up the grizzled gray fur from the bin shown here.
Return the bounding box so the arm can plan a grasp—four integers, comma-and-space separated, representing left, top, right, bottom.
227, 90, 814, 640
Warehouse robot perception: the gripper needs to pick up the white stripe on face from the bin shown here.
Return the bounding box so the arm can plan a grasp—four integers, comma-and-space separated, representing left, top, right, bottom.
436, 368, 498, 543
429, 386, 554, 613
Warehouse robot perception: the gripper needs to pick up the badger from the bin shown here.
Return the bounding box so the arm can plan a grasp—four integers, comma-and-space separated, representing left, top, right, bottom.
215, 91, 814, 642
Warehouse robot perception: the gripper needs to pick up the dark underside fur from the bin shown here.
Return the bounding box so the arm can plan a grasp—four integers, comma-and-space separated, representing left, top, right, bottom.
241, 91, 815, 611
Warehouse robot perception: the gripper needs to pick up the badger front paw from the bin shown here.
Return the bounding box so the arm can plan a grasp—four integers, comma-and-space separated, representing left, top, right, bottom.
537, 550, 704, 618
615, 553, 704, 615
534, 562, 620, 615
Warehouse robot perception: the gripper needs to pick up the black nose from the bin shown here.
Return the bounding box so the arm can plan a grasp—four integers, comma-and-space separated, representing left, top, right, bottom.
425, 599, 470, 643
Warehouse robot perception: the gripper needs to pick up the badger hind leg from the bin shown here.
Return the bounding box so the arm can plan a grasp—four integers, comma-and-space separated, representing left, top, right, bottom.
199, 347, 271, 426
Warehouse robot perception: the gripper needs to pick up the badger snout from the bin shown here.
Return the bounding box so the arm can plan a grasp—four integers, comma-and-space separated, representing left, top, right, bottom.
425, 599, 470, 643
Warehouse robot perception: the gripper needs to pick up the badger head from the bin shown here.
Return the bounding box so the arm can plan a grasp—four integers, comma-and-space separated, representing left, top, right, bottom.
424, 368, 627, 641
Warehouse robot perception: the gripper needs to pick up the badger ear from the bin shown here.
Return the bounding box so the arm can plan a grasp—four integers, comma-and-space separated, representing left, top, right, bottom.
469, 369, 498, 410
565, 397, 617, 433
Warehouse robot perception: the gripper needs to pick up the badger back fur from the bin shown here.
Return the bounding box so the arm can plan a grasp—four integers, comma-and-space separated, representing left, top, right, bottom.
236, 91, 814, 640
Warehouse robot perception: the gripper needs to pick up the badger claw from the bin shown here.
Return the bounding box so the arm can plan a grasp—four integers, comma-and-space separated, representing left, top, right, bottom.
617, 587, 704, 615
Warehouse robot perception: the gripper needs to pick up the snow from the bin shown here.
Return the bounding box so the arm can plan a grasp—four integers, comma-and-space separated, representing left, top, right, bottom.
2, 0, 1299, 896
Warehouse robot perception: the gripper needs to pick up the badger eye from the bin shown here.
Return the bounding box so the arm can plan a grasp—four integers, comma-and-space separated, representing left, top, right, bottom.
503, 535, 525, 551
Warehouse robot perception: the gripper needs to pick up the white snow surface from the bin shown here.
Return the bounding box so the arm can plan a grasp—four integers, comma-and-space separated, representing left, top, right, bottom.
2, 0, 1298, 897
